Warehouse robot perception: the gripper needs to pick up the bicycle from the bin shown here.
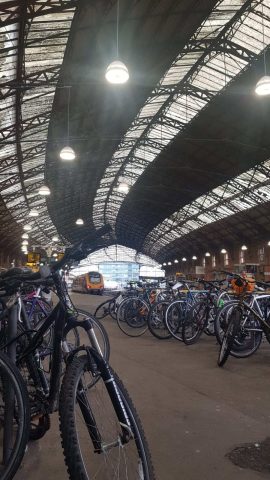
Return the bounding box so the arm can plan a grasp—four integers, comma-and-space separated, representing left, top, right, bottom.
0, 350, 30, 480
182, 279, 224, 345
218, 271, 270, 367
116, 287, 156, 337
0, 225, 155, 479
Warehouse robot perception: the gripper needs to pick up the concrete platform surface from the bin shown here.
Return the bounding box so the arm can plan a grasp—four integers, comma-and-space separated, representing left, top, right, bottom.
15, 293, 270, 480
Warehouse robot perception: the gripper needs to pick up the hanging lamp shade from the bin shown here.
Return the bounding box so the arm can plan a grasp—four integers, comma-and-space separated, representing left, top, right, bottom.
76, 218, 84, 225
182, 257, 187, 262
59, 145, 76, 161
118, 182, 129, 194
29, 208, 39, 217
163, 262, 166, 266
192, 256, 197, 260
174, 259, 179, 263
23, 224, 32, 231
22, 233, 29, 239
221, 248, 227, 254
38, 185, 50, 196
241, 245, 248, 251
168, 262, 172, 266
105, 60, 129, 84
205, 252, 211, 257
22, 240, 28, 246
255, 75, 270, 95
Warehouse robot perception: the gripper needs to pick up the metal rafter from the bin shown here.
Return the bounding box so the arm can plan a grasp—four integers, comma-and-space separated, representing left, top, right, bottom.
143, 159, 270, 258
0, 0, 78, 28
93, 0, 268, 235
0, 0, 77, 248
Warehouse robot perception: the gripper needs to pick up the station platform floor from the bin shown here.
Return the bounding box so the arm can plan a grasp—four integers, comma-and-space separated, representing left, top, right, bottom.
16, 293, 270, 480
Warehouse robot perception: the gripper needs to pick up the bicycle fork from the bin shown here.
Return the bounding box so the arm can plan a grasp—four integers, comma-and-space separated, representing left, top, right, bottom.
77, 347, 133, 454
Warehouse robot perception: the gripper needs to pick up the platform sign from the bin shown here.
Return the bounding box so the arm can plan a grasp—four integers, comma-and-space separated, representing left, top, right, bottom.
27, 252, 40, 264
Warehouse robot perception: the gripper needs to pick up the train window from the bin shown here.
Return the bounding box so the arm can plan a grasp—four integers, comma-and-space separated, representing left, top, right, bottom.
89, 272, 101, 283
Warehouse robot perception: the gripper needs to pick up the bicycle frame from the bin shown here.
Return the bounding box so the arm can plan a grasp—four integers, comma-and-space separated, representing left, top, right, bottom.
230, 293, 270, 333
5, 274, 103, 413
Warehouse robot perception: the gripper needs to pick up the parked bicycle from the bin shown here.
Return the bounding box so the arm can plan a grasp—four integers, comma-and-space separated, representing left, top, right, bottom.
0, 225, 155, 479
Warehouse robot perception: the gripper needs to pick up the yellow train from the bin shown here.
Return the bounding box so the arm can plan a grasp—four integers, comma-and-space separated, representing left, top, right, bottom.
72, 271, 104, 295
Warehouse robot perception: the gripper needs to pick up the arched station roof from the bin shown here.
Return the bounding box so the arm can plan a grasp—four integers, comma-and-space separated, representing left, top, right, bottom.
1, 0, 270, 261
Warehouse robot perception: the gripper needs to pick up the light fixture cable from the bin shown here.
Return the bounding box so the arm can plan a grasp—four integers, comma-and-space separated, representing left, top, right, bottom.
67, 86, 71, 142
262, 3, 267, 76
116, 0, 119, 58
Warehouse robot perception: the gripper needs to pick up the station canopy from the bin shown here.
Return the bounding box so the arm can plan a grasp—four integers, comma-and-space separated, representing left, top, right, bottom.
1, 0, 270, 261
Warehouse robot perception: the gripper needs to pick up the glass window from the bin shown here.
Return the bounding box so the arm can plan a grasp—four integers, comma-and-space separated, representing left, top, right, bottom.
258, 247, 264, 263
240, 250, 245, 264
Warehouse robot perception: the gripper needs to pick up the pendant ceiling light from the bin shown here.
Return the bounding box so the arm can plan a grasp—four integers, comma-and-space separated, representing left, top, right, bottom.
38, 185, 51, 196
23, 224, 32, 231
118, 182, 129, 194
182, 257, 187, 262
60, 86, 76, 160
29, 208, 39, 217
205, 252, 211, 257
163, 262, 166, 266
174, 259, 179, 263
241, 245, 248, 251
76, 218, 84, 225
255, 3, 270, 95
221, 248, 227, 254
192, 256, 197, 260
22, 240, 28, 246
105, 0, 129, 84
22, 233, 29, 239
168, 262, 172, 266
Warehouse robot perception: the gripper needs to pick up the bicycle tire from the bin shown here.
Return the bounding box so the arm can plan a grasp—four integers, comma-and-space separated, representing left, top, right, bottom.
93, 300, 110, 320
59, 355, 155, 480
0, 351, 30, 480
165, 300, 187, 342
147, 301, 172, 339
182, 302, 208, 345
214, 300, 239, 345
108, 299, 117, 320
117, 297, 149, 337
218, 309, 241, 367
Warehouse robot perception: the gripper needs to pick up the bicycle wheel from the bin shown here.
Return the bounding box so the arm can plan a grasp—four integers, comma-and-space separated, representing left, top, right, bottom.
93, 300, 110, 320
229, 309, 262, 359
214, 301, 239, 345
0, 351, 30, 480
182, 301, 208, 345
117, 297, 149, 337
218, 309, 241, 367
59, 355, 155, 480
165, 300, 187, 342
147, 301, 172, 340
109, 299, 117, 320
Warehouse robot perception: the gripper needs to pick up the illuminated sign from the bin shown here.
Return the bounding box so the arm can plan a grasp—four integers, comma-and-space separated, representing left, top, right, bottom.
27, 252, 40, 264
